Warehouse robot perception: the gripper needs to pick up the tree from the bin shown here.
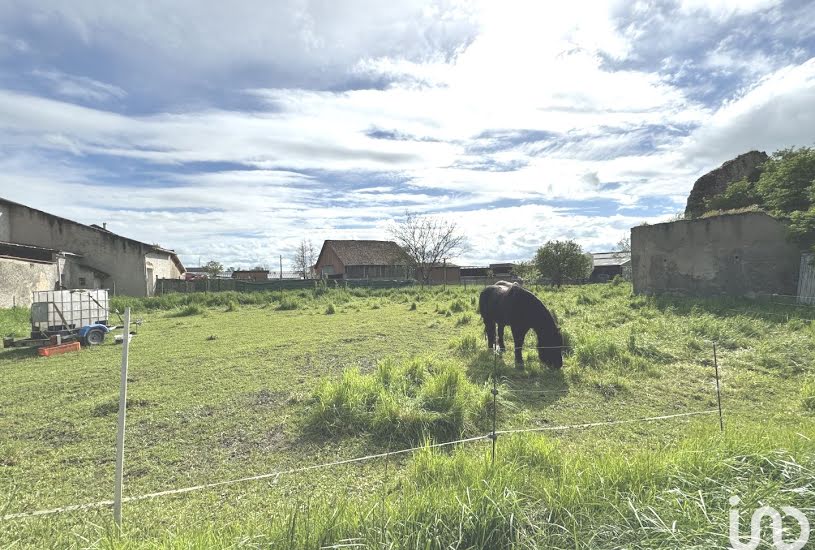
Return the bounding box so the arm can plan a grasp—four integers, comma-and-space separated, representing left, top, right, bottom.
389, 212, 466, 285
534, 240, 592, 287
513, 260, 540, 283
202, 260, 223, 279
703, 146, 815, 249
291, 239, 317, 279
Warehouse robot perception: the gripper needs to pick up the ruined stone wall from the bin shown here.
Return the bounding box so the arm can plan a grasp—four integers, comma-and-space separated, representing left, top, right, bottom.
631, 212, 801, 296
0, 257, 58, 308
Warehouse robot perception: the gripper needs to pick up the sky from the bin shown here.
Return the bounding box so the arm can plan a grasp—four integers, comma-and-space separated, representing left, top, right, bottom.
1, 0, 814, 269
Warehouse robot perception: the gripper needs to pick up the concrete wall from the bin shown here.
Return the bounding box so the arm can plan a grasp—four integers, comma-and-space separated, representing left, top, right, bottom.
426, 266, 461, 284
0, 200, 170, 296
0, 257, 59, 308
631, 212, 801, 296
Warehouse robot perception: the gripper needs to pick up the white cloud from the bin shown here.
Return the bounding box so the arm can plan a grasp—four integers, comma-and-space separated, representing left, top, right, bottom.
0, 1, 813, 267
684, 58, 815, 163
30, 69, 126, 102
678, 0, 780, 19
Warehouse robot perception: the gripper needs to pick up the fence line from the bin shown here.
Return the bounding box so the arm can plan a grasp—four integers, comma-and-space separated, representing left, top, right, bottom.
0, 409, 720, 523
1, 435, 490, 522
2, 340, 730, 527
494, 410, 718, 436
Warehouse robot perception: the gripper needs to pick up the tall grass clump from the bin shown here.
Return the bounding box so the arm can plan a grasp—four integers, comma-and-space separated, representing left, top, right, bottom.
325, 303, 336, 315
451, 334, 479, 355
307, 357, 491, 443
571, 332, 654, 376
803, 379, 815, 411
172, 304, 207, 317
455, 313, 472, 326
276, 297, 301, 311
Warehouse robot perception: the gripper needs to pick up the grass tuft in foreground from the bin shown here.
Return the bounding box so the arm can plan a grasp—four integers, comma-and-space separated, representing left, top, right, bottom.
108, 421, 814, 549
307, 356, 493, 444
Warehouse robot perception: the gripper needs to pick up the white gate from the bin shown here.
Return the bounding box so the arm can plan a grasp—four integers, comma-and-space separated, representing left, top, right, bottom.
797, 253, 815, 305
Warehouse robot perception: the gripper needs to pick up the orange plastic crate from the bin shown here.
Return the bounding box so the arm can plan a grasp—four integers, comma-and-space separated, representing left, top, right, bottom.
37, 341, 81, 357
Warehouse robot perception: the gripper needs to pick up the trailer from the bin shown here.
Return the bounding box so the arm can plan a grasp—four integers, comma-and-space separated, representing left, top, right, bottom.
2, 289, 114, 349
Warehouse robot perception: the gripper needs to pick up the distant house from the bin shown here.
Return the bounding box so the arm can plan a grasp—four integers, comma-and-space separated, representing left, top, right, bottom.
315, 240, 412, 280
590, 252, 631, 282
231, 269, 269, 281
0, 197, 184, 298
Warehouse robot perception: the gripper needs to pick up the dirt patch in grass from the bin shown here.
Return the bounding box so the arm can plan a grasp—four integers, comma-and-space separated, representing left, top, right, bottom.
91, 398, 153, 417
246, 388, 288, 408
219, 424, 288, 458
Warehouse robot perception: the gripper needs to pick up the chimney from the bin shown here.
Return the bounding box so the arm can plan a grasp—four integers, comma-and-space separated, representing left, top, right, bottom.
102, 222, 107, 230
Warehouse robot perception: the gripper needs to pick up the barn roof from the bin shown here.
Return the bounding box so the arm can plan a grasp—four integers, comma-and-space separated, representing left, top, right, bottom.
320, 240, 409, 266
592, 251, 631, 267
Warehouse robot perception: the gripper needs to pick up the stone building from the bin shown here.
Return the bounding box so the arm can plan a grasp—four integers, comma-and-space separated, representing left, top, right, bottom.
0, 198, 184, 302
631, 212, 801, 296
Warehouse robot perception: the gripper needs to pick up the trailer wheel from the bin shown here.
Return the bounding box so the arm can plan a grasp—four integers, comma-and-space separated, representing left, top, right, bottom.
85, 328, 105, 346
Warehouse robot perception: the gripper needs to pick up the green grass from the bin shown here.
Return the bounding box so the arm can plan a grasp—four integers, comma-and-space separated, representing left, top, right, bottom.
803, 378, 815, 411
308, 356, 493, 444
0, 306, 29, 337
1, 283, 814, 548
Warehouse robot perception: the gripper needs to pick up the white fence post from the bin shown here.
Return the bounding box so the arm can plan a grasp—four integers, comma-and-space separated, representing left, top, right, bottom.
114, 307, 131, 528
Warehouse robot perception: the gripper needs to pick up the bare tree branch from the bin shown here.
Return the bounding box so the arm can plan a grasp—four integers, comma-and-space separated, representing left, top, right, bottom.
388, 212, 466, 285
291, 239, 316, 279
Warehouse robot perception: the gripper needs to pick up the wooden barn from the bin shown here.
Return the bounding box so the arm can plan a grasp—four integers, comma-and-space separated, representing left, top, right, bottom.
314, 240, 412, 280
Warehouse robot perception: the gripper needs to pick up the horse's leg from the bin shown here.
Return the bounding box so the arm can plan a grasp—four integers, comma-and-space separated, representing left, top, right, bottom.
484, 319, 496, 351
497, 324, 506, 352
511, 326, 526, 366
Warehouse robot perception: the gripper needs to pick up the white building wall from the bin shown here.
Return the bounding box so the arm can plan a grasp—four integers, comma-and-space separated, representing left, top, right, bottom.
0, 257, 59, 308
145, 252, 183, 296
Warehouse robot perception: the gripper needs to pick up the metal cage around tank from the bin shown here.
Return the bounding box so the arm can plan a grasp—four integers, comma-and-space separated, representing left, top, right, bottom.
30, 289, 110, 336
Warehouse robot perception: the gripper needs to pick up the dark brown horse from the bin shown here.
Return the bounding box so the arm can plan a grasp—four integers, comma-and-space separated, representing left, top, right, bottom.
478, 281, 563, 368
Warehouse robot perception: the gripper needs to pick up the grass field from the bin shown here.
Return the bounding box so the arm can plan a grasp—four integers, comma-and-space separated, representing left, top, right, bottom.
1, 283, 814, 548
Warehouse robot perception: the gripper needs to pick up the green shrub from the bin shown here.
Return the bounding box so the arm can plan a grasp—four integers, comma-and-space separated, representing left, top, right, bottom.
225, 300, 239, 312
325, 303, 336, 315
409, 302, 417, 311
